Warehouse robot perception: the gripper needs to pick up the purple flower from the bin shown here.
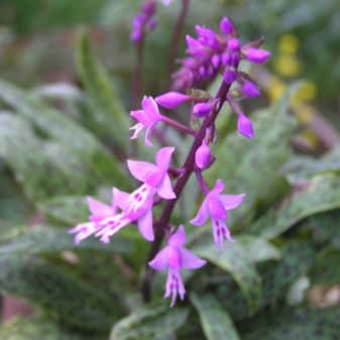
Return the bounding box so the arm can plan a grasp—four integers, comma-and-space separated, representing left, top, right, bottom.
130, 96, 163, 147
149, 225, 206, 306
237, 112, 254, 139
190, 179, 245, 248
195, 141, 212, 170
242, 80, 260, 98
127, 146, 176, 200
130, 0, 157, 42
242, 47, 271, 64
156, 91, 191, 109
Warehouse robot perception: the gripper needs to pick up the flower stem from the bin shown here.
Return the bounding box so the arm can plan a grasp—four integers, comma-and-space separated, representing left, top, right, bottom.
141, 79, 231, 302
167, 0, 190, 78
195, 170, 209, 194
162, 115, 196, 136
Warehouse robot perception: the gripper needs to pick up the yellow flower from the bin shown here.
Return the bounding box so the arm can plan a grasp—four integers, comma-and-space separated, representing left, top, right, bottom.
274, 55, 301, 77
291, 81, 317, 105
267, 76, 286, 102
278, 34, 299, 54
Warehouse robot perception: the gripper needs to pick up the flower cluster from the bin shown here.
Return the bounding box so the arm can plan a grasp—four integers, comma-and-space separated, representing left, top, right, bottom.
71, 16, 270, 306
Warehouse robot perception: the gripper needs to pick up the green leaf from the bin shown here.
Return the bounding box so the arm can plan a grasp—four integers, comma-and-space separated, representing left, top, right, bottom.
38, 196, 89, 225
76, 31, 129, 150
283, 147, 340, 184
209, 88, 297, 225
0, 254, 123, 331
191, 294, 240, 340
303, 210, 340, 248
192, 240, 263, 313
310, 248, 340, 285
241, 306, 340, 340
0, 225, 133, 255
0, 316, 95, 340
0, 80, 128, 198
110, 305, 189, 340
0, 114, 95, 200
213, 242, 316, 322
249, 175, 340, 239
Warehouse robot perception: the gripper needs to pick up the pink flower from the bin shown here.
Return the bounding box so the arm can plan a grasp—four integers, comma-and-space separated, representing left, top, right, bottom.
190, 179, 245, 248
130, 96, 163, 147
127, 146, 176, 200
69, 195, 121, 244
149, 225, 206, 306
95, 185, 155, 243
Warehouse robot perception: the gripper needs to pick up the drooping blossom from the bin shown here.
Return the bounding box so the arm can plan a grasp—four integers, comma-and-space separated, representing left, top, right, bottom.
130, 96, 163, 147
190, 179, 245, 248
149, 225, 206, 306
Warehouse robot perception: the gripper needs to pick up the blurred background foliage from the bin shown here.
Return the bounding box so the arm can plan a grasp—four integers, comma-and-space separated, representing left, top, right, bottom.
0, 0, 339, 339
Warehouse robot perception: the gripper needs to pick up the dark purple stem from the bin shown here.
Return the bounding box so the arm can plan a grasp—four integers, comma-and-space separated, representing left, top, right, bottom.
167, 0, 190, 77
141, 79, 231, 302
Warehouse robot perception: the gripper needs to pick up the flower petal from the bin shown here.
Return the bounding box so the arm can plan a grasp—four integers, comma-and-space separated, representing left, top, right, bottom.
190, 199, 209, 226
207, 196, 227, 220
220, 193, 245, 210
127, 160, 159, 185
86, 197, 113, 222
155, 146, 175, 171
157, 174, 176, 199
180, 248, 206, 270
137, 208, 154, 241
168, 225, 186, 247
142, 96, 161, 121
149, 247, 169, 270
112, 188, 130, 210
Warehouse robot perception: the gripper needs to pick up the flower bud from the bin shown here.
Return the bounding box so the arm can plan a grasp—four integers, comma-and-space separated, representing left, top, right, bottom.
242, 80, 260, 97
223, 69, 237, 85
237, 113, 254, 139
219, 17, 234, 35
243, 47, 271, 64
227, 38, 240, 51
192, 102, 213, 118
155, 92, 191, 109
195, 141, 212, 169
